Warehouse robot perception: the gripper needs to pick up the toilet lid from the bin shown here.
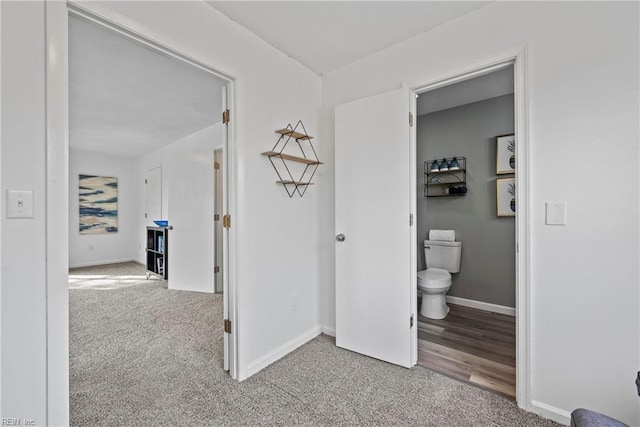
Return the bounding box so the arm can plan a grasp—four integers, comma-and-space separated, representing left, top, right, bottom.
417, 268, 451, 288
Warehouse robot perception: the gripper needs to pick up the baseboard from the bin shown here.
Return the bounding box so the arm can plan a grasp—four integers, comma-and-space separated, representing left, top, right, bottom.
531, 400, 571, 425
445, 295, 515, 316
247, 326, 322, 377
69, 257, 137, 269
320, 326, 336, 337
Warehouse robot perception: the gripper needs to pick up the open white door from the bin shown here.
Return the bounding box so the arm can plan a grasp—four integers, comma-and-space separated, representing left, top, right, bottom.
166, 149, 216, 293
214, 149, 224, 294
335, 87, 416, 368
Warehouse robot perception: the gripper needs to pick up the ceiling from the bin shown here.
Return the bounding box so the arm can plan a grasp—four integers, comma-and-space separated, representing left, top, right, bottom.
69, 2, 497, 158
417, 66, 514, 116
69, 16, 226, 159
207, 1, 491, 76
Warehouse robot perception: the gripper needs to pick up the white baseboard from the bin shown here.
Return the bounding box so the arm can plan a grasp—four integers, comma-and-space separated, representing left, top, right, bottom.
69, 257, 137, 269
445, 295, 515, 316
531, 400, 571, 425
247, 326, 322, 377
320, 326, 336, 337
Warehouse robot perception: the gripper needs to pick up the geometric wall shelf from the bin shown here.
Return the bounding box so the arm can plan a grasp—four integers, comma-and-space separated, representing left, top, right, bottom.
261, 120, 322, 198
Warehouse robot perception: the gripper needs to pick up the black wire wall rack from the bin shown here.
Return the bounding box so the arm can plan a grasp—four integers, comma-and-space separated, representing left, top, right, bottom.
261, 120, 322, 198
424, 156, 467, 197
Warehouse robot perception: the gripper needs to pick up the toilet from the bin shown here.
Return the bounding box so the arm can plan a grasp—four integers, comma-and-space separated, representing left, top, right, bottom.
417, 240, 462, 319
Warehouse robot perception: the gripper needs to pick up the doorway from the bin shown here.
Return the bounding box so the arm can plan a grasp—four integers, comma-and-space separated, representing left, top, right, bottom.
411, 55, 529, 405
414, 66, 516, 398
45, 3, 239, 422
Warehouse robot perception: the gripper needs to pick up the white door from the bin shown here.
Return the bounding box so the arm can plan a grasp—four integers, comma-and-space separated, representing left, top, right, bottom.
335, 87, 416, 368
166, 149, 215, 293
145, 166, 162, 226
214, 149, 223, 294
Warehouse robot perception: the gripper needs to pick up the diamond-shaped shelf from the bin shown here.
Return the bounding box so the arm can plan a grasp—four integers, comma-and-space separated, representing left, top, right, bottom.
262, 120, 322, 198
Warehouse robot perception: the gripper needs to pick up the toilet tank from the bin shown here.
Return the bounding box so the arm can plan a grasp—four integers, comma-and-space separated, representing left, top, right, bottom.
424, 240, 462, 273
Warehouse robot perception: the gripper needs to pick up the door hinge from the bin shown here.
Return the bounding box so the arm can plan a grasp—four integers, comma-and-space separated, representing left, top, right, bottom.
223, 214, 231, 228
214, 214, 220, 221
214, 162, 220, 170
410, 314, 414, 328
145, 179, 147, 184
409, 213, 414, 226
409, 112, 414, 127
224, 319, 232, 334
145, 213, 148, 218
214, 266, 220, 274
222, 109, 230, 124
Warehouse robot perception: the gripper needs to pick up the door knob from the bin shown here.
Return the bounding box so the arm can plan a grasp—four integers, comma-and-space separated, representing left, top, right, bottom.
336, 233, 345, 242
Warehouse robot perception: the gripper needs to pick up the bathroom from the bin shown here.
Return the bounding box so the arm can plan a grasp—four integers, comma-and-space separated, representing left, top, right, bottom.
415, 66, 517, 398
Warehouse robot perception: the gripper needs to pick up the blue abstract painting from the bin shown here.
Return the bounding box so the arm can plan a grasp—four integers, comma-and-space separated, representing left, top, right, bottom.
79, 174, 118, 234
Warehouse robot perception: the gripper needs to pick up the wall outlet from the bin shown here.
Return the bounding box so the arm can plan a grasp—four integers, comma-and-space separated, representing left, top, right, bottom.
290, 293, 300, 312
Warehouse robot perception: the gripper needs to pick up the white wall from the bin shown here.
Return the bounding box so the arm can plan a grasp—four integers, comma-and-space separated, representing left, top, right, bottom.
0, 2, 47, 423
69, 148, 136, 268
321, 2, 639, 425
133, 124, 221, 293
2, 0, 322, 422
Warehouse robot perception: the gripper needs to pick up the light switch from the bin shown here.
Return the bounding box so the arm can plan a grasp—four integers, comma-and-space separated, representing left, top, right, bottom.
545, 201, 566, 225
6, 189, 34, 219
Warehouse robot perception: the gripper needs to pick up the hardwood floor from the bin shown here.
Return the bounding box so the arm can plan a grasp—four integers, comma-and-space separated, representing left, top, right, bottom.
417, 303, 516, 399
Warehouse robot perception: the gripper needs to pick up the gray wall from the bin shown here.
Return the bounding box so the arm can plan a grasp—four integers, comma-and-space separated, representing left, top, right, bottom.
417, 94, 515, 307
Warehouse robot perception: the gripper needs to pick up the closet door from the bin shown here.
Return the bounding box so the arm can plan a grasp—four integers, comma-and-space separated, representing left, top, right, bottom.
166, 149, 215, 294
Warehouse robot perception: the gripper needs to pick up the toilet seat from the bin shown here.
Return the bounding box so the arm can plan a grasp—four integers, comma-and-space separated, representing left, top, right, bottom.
417, 268, 451, 290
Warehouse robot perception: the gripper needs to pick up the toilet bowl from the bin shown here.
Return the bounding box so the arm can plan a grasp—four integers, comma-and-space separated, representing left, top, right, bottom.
417, 268, 452, 319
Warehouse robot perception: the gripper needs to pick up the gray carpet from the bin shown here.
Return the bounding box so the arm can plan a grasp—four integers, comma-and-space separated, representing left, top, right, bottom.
70, 262, 558, 426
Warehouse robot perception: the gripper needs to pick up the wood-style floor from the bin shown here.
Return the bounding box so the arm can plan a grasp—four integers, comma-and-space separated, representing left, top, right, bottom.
417, 303, 516, 399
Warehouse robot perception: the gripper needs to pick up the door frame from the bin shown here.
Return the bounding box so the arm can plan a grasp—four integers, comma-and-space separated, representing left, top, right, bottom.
44, 1, 240, 424
410, 45, 530, 409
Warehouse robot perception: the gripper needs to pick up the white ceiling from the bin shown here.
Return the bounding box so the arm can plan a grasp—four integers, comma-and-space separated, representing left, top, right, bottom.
69, 16, 226, 159
207, 1, 491, 76
417, 66, 514, 116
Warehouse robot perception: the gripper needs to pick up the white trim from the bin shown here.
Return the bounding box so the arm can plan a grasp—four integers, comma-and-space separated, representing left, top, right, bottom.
513, 45, 531, 412
45, 2, 70, 425
66, 2, 233, 83
411, 44, 530, 411
531, 400, 571, 426
446, 296, 515, 317
0, 1, 3, 415
406, 83, 418, 368
414, 61, 513, 94
320, 326, 336, 337
412, 48, 520, 94
247, 327, 322, 377
224, 80, 239, 380
68, 258, 139, 269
